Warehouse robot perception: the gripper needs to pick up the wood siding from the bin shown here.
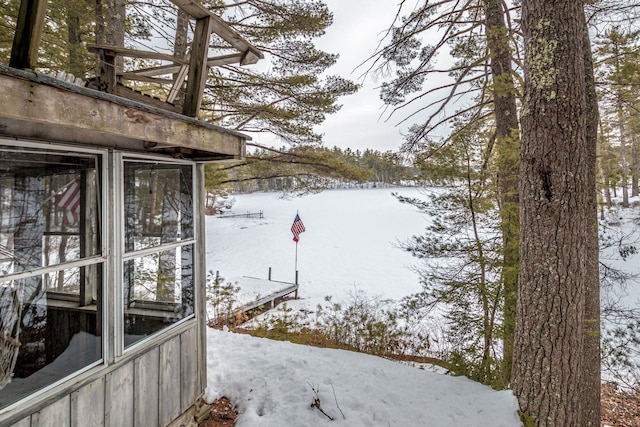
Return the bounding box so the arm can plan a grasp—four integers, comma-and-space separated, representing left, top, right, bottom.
6, 324, 202, 427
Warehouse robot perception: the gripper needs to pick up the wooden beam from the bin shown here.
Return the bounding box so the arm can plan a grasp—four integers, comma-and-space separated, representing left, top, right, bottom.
119, 73, 174, 85
0, 70, 246, 158
182, 16, 214, 118
133, 53, 245, 77
87, 44, 189, 65
98, 48, 117, 94
169, 0, 264, 61
9, 0, 48, 69
167, 64, 189, 104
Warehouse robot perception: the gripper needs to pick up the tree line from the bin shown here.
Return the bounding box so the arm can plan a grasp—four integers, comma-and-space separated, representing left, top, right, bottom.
206, 146, 417, 195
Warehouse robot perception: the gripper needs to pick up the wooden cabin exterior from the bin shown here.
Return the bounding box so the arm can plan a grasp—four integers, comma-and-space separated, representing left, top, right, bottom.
0, 1, 261, 426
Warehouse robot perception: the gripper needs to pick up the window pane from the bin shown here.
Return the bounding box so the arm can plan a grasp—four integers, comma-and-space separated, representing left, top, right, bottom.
124, 244, 194, 347
0, 268, 102, 409
0, 150, 100, 276
124, 162, 193, 252
0, 148, 102, 409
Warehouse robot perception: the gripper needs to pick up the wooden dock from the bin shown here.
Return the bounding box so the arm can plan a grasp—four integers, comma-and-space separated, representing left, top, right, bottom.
208, 275, 298, 325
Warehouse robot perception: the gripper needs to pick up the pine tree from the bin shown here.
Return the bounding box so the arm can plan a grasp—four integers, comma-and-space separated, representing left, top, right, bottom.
375, 0, 521, 385
512, 1, 599, 425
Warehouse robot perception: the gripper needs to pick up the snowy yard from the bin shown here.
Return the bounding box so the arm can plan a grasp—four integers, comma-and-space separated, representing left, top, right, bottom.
204, 188, 640, 425
204, 328, 521, 427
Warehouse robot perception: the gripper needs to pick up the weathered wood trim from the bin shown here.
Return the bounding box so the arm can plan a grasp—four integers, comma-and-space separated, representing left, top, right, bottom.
133, 53, 244, 78
119, 72, 174, 85
195, 164, 208, 395
167, 64, 189, 104
87, 44, 189, 65
9, 0, 47, 69
0, 68, 247, 160
169, 0, 264, 61
183, 16, 214, 118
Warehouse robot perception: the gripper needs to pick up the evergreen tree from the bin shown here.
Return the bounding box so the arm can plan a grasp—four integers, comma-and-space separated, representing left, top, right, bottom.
512, 0, 599, 424
398, 118, 506, 386
376, 0, 521, 385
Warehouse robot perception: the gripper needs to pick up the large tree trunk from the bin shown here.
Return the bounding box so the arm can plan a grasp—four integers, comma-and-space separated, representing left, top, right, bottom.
512, 1, 598, 426
484, 0, 520, 387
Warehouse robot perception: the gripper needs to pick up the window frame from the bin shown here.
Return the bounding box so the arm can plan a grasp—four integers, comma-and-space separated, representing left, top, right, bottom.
0, 138, 109, 408
114, 152, 198, 357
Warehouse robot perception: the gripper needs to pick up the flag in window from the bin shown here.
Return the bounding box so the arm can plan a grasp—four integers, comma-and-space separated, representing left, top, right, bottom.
291, 214, 305, 243
56, 176, 81, 224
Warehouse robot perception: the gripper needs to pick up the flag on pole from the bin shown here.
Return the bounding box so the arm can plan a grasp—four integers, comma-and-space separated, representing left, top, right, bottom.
291, 213, 305, 242
55, 176, 81, 224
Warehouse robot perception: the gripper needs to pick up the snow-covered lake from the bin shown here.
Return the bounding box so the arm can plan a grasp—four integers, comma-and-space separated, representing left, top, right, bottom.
205, 187, 429, 305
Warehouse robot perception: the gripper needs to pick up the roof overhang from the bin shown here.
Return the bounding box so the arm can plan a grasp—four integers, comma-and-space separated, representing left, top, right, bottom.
0, 65, 248, 162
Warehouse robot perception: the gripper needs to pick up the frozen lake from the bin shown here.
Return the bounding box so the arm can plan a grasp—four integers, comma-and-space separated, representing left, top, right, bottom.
205, 187, 429, 304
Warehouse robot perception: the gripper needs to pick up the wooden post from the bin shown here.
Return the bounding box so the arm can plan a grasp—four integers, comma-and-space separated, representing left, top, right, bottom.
268, 267, 271, 281
10, 0, 48, 69
182, 16, 213, 117
98, 48, 117, 94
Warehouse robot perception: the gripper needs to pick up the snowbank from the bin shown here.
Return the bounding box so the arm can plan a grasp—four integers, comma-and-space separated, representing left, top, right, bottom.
204, 329, 521, 427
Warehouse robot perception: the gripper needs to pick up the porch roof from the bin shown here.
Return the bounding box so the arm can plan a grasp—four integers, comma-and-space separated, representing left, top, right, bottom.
0, 65, 248, 161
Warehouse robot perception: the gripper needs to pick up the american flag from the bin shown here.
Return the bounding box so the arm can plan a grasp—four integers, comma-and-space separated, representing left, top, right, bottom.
55, 176, 81, 224
291, 214, 305, 243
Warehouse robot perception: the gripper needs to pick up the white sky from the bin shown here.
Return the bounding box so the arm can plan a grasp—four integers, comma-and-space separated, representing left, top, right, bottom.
250, 1, 413, 153
311, 0, 408, 152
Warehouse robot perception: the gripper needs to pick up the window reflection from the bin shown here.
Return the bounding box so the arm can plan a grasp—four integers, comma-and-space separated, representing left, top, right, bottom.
0, 148, 102, 410
123, 162, 194, 348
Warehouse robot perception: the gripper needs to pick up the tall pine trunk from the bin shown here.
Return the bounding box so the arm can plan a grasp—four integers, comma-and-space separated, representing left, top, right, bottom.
484, 0, 520, 387
512, 1, 598, 425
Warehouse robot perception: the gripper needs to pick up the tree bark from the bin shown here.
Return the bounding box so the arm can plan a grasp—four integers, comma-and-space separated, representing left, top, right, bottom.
512, 1, 598, 426
581, 23, 601, 427
95, 0, 125, 71
484, 0, 520, 387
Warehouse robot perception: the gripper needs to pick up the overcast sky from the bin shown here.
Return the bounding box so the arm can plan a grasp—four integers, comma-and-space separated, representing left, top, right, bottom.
311, 0, 407, 152
251, 1, 411, 153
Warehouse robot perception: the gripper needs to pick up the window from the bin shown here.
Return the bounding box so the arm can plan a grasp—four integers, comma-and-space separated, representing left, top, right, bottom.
0, 146, 103, 410
122, 161, 195, 348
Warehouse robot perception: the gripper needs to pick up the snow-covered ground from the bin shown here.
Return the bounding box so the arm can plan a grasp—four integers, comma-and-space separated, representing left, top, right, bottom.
203, 188, 521, 426
204, 328, 521, 427
204, 188, 640, 424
